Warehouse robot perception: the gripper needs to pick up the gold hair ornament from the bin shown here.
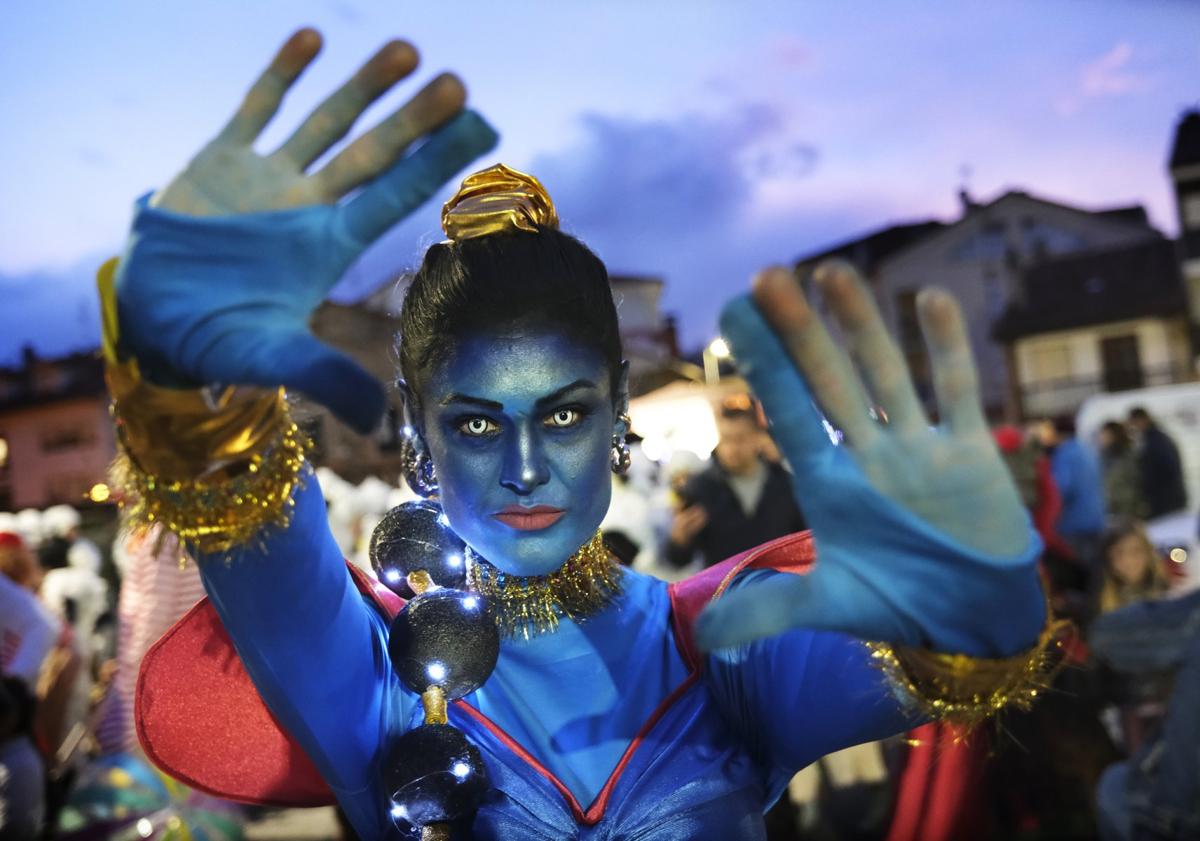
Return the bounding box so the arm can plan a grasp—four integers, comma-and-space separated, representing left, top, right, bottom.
441, 163, 559, 241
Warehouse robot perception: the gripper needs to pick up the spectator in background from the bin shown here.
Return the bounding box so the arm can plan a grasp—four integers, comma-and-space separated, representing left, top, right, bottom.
1098, 522, 1170, 616
667, 395, 806, 570
1098, 421, 1149, 522
994, 425, 1065, 557
0, 532, 83, 799
1093, 522, 1176, 759
0, 675, 45, 841
1092, 588, 1200, 840
1128, 407, 1187, 520
0, 530, 44, 593
0, 541, 59, 688
1036, 416, 1106, 567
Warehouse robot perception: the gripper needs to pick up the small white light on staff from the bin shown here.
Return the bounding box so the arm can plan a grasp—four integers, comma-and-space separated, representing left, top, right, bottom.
452, 761, 471, 778
708, 337, 731, 359
1169, 548, 1187, 564
427, 662, 447, 682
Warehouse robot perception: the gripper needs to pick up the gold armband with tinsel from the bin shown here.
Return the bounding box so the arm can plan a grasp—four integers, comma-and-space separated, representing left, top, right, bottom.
866, 613, 1071, 729
98, 258, 309, 557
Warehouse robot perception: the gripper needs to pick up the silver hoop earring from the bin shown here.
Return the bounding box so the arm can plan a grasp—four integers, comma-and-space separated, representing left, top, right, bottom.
611, 413, 632, 475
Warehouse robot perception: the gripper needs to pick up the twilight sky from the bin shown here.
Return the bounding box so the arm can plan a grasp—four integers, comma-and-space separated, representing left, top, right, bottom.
1, 0, 1198, 361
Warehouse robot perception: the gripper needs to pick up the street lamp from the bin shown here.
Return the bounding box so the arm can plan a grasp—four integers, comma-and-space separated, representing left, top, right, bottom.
703, 337, 731, 384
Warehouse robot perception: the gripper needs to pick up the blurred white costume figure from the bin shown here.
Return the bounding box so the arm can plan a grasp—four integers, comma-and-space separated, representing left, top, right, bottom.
40, 516, 109, 664
12, 509, 44, 553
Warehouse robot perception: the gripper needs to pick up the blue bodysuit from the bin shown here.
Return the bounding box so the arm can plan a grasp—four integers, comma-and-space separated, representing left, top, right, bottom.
176, 471, 913, 840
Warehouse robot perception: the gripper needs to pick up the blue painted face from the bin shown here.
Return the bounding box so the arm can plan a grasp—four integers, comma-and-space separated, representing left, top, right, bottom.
416, 329, 625, 576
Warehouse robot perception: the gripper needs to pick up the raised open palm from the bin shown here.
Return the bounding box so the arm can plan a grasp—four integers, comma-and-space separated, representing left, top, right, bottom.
698, 264, 1045, 657
115, 29, 498, 431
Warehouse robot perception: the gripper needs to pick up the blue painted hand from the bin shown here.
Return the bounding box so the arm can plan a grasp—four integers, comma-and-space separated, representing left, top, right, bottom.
113, 30, 498, 432
697, 263, 1045, 657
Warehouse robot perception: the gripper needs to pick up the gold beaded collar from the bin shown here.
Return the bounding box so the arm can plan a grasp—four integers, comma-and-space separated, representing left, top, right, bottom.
465, 532, 622, 640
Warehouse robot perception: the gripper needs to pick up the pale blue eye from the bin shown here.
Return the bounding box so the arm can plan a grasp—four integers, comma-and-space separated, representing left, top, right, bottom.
461, 417, 497, 436
547, 409, 578, 428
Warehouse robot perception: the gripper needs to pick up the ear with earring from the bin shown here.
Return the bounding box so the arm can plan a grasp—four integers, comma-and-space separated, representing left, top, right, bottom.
398, 382, 439, 498
611, 412, 632, 475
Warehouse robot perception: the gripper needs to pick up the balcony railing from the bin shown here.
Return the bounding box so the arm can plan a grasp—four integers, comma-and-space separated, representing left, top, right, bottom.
1020, 365, 1194, 418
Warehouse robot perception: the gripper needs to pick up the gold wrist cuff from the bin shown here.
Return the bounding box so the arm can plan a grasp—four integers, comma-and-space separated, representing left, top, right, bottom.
98, 258, 310, 556
866, 614, 1071, 729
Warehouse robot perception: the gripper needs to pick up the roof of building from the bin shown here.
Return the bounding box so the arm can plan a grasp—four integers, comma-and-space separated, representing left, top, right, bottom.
794, 188, 1156, 278
992, 238, 1186, 341
793, 220, 947, 274
1169, 110, 1200, 171
0, 349, 106, 411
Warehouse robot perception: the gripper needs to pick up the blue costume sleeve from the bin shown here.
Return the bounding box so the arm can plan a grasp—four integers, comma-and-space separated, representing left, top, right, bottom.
195, 469, 411, 836
703, 569, 918, 802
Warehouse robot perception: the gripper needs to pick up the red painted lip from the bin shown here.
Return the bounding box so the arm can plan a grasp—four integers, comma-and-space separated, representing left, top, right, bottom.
492, 505, 565, 531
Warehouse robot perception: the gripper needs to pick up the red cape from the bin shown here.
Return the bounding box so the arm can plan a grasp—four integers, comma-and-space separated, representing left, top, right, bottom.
136, 533, 815, 805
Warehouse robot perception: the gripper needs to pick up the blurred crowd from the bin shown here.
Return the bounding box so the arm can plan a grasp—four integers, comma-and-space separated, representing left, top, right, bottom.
0, 397, 1196, 839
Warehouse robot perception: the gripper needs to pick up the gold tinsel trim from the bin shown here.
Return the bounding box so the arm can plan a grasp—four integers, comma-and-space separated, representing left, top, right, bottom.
865, 614, 1072, 730
466, 532, 622, 640
110, 418, 310, 558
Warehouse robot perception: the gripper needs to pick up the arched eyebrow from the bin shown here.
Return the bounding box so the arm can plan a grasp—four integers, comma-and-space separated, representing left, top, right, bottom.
439, 393, 503, 410
438, 379, 598, 411
535, 379, 598, 410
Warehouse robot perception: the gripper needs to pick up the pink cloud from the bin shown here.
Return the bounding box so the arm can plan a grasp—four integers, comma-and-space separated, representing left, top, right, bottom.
1081, 41, 1157, 97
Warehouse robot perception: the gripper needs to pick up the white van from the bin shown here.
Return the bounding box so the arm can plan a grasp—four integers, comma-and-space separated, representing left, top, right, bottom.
1077, 382, 1200, 589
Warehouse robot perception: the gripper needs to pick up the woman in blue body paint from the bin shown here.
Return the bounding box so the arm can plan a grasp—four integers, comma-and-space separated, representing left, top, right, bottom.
111, 29, 1051, 840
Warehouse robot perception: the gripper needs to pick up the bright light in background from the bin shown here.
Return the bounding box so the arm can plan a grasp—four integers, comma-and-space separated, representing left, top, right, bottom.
452, 761, 472, 778
628, 381, 728, 462
708, 337, 731, 359
426, 662, 447, 682
0, 437, 7, 468
87, 482, 110, 503
136, 819, 153, 838
1170, 547, 1187, 564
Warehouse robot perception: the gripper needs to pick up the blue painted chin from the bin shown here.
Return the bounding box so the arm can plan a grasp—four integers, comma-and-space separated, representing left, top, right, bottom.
416, 329, 621, 577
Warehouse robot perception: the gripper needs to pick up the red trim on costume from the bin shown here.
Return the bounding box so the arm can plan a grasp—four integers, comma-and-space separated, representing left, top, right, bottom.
135, 563, 401, 807
667, 530, 815, 671
134, 533, 815, 815
136, 596, 336, 806
455, 672, 702, 825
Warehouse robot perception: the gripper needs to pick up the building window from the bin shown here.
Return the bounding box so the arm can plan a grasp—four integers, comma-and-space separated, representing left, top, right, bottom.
45, 473, 93, 504
1100, 335, 1143, 392
41, 425, 95, 453
1029, 344, 1072, 382
1184, 193, 1200, 230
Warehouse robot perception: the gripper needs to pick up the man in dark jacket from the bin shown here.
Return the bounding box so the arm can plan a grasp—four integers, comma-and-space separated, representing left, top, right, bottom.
1128, 407, 1187, 519
667, 397, 807, 569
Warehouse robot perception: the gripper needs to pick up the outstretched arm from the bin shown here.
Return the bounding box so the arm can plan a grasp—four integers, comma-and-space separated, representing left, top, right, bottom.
699, 264, 1054, 730
103, 29, 496, 837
